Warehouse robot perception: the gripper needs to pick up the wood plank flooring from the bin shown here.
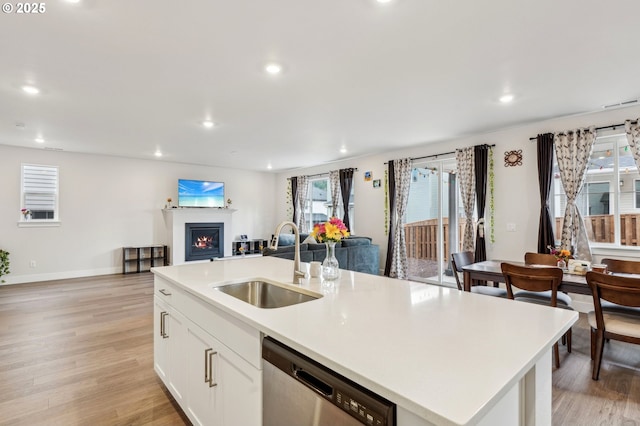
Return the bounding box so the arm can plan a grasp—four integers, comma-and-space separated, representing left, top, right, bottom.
0, 273, 189, 425
1, 273, 640, 425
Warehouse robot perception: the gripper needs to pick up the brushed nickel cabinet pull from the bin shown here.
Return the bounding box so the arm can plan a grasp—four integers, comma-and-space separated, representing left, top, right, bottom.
208, 350, 218, 388
160, 312, 169, 338
159, 289, 172, 296
204, 348, 213, 383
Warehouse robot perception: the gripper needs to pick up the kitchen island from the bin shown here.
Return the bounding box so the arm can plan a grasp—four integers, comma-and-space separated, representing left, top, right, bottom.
152, 256, 577, 426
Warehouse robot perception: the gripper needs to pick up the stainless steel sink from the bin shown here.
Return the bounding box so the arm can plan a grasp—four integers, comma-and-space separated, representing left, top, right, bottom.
214, 280, 321, 309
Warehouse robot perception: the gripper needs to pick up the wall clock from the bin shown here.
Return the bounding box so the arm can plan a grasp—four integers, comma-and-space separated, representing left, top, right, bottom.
504, 150, 522, 167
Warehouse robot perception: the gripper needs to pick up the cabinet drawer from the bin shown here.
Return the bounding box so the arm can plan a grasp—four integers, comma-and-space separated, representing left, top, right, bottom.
154, 278, 188, 312
186, 295, 262, 369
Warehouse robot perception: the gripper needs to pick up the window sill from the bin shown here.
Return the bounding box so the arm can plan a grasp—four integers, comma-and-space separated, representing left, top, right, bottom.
17, 220, 61, 228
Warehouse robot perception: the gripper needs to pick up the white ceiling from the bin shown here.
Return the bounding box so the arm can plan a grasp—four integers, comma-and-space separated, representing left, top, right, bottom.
1, 0, 639, 172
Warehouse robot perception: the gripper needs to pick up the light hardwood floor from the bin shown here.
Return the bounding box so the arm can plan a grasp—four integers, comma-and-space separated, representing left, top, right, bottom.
1, 273, 639, 425
0, 273, 189, 425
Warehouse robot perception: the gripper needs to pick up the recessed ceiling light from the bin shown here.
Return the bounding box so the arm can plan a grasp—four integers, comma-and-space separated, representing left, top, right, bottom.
499, 94, 514, 103
377, 0, 393, 3
154, 150, 163, 157
340, 147, 347, 154
22, 85, 40, 95
35, 137, 45, 143
203, 120, 215, 128
265, 63, 282, 75
267, 164, 273, 170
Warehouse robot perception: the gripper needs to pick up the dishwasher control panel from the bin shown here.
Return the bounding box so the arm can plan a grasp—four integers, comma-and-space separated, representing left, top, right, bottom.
336, 390, 386, 426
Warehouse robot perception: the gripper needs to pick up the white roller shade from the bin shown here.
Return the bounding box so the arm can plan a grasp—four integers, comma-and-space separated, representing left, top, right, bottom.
22, 164, 58, 214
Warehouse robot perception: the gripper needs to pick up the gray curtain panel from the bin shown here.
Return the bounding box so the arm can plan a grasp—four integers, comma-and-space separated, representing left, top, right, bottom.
456, 147, 475, 252
339, 168, 355, 231
554, 127, 596, 261
537, 133, 556, 253
388, 158, 412, 279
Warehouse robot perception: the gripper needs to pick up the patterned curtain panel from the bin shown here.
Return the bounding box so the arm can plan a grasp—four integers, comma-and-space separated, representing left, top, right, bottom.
388, 158, 412, 279
456, 147, 475, 252
295, 175, 310, 232
329, 170, 341, 218
554, 127, 596, 261
339, 168, 355, 231
537, 133, 556, 253
625, 119, 640, 170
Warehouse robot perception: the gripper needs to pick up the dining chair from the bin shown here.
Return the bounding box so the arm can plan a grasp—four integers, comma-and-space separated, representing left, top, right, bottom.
586, 271, 640, 380
519, 252, 573, 308
451, 252, 507, 297
524, 252, 558, 266
598, 258, 640, 315
501, 262, 572, 368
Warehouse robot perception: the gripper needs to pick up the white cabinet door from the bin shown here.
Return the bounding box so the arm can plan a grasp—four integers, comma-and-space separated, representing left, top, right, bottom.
153, 296, 187, 405
217, 342, 262, 426
185, 321, 261, 426
185, 323, 218, 426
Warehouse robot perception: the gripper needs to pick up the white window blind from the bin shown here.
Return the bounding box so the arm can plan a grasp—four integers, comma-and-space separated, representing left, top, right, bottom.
22, 164, 58, 220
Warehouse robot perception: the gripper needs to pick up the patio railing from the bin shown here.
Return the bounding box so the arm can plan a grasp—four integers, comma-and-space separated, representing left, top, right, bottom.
405, 213, 640, 262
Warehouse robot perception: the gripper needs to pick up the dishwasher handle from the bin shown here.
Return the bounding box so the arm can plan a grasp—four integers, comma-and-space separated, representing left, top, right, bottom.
293, 366, 333, 397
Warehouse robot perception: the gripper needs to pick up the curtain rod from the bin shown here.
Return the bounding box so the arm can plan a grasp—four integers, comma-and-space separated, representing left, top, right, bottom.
528, 121, 638, 141
288, 168, 358, 180
384, 144, 496, 164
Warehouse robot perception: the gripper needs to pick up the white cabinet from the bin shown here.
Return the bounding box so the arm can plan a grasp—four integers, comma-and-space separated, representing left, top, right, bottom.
154, 277, 262, 426
185, 322, 261, 426
153, 296, 187, 404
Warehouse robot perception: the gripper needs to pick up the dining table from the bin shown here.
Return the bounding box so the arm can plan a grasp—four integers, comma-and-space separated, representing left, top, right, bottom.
462, 260, 591, 295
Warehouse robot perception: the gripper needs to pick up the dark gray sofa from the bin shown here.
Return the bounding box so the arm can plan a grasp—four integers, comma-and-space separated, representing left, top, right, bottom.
262, 234, 380, 275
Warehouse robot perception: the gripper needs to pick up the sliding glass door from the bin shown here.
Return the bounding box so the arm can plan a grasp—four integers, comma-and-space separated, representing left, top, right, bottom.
405, 158, 461, 286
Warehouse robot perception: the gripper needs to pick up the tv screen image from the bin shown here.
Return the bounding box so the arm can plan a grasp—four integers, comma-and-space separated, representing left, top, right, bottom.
178, 179, 225, 208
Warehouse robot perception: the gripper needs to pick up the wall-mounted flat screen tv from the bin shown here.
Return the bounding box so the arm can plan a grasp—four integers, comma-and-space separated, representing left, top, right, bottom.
178, 179, 225, 208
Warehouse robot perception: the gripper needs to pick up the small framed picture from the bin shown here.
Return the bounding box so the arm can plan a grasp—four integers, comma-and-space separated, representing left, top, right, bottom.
364, 171, 372, 181
240, 234, 248, 240
373, 179, 381, 188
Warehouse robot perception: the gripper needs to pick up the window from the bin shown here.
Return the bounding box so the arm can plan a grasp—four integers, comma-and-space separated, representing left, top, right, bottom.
304, 176, 354, 232
21, 163, 59, 221
552, 131, 637, 246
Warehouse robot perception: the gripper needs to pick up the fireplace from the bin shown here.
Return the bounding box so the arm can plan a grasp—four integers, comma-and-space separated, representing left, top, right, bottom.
185, 222, 224, 261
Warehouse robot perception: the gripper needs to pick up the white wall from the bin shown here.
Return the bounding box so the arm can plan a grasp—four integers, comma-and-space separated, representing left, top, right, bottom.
0, 145, 277, 284
276, 105, 640, 272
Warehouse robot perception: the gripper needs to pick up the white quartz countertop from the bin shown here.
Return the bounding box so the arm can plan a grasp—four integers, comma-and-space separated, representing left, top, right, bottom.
152, 256, 577, 426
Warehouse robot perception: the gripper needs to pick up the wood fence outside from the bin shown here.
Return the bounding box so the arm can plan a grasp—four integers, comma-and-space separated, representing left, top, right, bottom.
404, 218, 470, 261
405, 213, 640, 262
555, 213, 640, 246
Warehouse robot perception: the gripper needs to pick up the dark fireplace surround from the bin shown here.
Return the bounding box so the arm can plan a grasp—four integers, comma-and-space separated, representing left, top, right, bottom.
185, 222, 224, 261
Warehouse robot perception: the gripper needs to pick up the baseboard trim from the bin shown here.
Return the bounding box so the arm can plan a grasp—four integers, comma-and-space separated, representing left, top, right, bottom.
0, 267, 122, 285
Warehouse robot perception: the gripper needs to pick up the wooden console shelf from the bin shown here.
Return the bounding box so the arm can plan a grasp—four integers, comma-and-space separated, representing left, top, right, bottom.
123, 245, 167, 274
232, 240, 267, 256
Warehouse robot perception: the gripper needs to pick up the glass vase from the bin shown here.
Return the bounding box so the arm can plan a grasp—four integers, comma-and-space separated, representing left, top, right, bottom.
322, 241, 340, 281
557, 259, 566, 269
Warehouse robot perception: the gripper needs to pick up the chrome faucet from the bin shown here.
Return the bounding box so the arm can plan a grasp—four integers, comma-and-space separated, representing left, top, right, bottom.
270, 221, 306, 284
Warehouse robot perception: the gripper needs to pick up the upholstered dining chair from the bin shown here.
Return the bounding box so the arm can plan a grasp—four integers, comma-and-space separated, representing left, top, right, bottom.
501, 262, 572, 368
524, 252, 558, 266
451, 252, 507, 297
586, 271, 640, 380
598, 258, 640, 315
520, 252, 573, 308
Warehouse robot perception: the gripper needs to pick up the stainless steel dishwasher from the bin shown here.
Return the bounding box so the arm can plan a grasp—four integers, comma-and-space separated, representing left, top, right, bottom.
262, 336, 396, 426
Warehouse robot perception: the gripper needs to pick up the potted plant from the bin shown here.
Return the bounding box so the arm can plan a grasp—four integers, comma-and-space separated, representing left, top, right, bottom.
0, 250, 9, 283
